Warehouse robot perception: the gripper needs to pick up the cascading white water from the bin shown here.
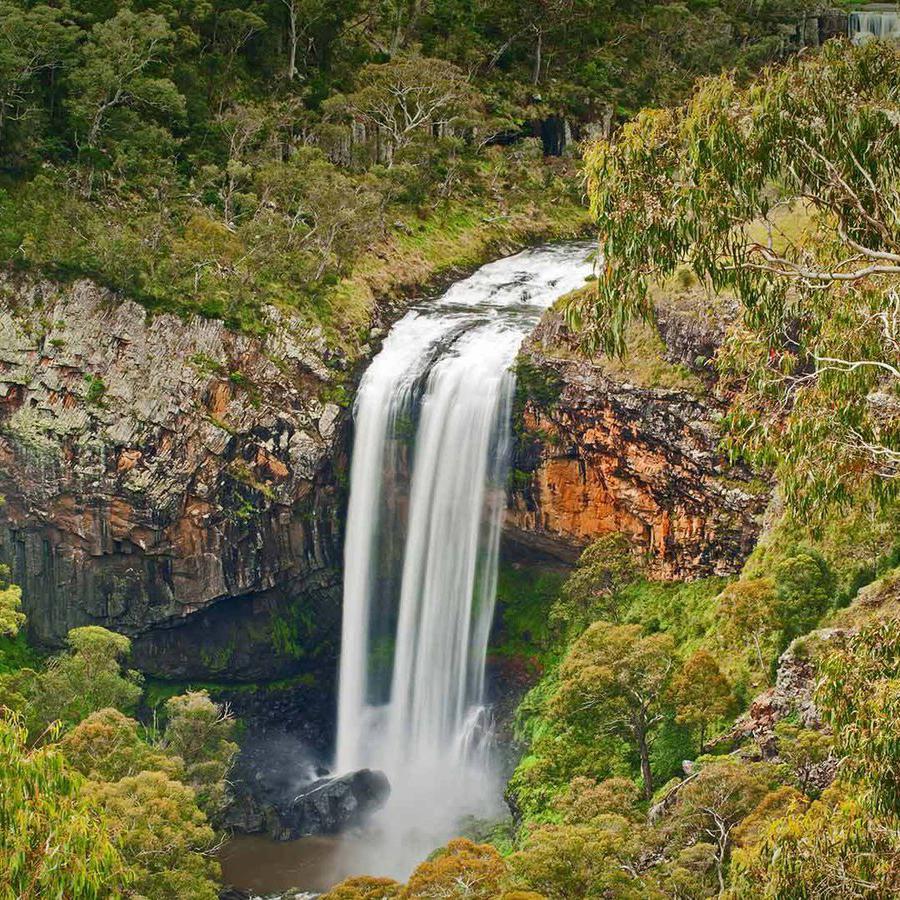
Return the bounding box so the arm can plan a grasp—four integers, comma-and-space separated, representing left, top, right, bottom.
849, 9, 900, 44
335, 243, 594, 877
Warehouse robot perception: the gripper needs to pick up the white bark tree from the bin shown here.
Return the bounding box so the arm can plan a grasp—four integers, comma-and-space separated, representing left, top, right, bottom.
329, 55, 479, 160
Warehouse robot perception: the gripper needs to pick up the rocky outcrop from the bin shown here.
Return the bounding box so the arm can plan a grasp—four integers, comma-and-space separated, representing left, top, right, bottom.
277, 769, 391, 840
697, 573, 900, 796
723, 569, 900, 753
224, 750, 390, 841
0, 274, 349, 680
725, 635, 836, 754
653, 292, 738, 377
506, 307, 769, 578
0, 260, 772, 682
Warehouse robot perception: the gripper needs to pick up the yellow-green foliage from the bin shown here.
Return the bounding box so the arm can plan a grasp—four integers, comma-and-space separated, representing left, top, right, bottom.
321, 875, 404, 900
161, 691, 238, 819
745, 495, 899, 598
772, 723, 833, 795
403, 838, 505, 900
505, 485, 899, 896
60, 708, 181, 783
1, 145, 586, 355
0, 713, 129, 898
730, 620, 900, 897
818, 619, 900, 816
730, 783, 899, 899
508, 541, 731, 824
23, 626, 143, 734
0, 575, 234, 900
716, 578, 780, 681
552, 290, 705, 392
85, 770, 221, 900
578, 41, 900, 519
669, 650, 734, 751
554, 776, 642, 825
667, 759, 775, 892
507, 815, 651, 900
0, 565, 24, 639
716, 495, 897, 683
830, 567, 900, 629
549, 533, 643, 635
553, 622, 679, 800
731, 785, 808, 850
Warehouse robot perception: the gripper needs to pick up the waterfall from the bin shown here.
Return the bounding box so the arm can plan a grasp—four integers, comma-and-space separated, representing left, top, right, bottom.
335, 243, 593, 877
849, 9, 900, 43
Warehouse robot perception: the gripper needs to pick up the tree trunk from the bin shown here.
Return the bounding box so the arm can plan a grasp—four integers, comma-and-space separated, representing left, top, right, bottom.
286, 2, 298, 81
532, 27, 543, 85
601, 104, 614, 139
753, 632, 768, 683
714, 820, 730, 896
636, 725, 653, 800
224, 176, 234, 227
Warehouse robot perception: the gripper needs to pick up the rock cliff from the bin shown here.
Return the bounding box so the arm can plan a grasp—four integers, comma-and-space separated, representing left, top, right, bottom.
0, 274, 347, 680
506, 301, 769, 578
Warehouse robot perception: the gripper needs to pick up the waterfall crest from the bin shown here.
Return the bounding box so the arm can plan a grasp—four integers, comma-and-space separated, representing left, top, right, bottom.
335, 243, 593, 876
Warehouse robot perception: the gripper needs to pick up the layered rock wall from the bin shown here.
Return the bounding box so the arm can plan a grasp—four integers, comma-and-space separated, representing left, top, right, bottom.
0, 267, 772, 683
506, 304, 768, 578
0, 275, 348, 680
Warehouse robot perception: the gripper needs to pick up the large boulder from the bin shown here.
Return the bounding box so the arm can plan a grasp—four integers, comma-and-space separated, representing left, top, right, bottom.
221, 731, 391, 842
276, 769, 391, 840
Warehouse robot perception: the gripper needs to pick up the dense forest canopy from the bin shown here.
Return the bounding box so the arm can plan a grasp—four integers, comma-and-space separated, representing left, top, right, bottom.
0, 0, 813, 337
1, 0, 815, 162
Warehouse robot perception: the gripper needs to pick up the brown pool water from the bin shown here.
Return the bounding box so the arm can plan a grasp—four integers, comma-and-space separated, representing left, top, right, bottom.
219, 833, 388, 894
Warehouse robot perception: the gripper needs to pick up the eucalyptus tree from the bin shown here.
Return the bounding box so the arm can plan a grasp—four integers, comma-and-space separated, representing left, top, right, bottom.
68, 7, 185, 186
324, 54, 482, 158
670, 649, 733, 753
731, 619, 900, 896
0, 564, 23, 638
575, 41, 900, 519
0, 715, 129, 898
552, 621, 678, 799
0, 2, 76, 139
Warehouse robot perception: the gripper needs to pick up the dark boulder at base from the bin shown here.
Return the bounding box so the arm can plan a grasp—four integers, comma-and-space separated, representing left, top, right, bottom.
221, 728, 330, 835
273, 769, 391, 841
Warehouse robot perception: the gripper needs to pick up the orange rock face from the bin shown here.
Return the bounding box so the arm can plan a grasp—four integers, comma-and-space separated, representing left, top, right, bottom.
506, 354, 769, 579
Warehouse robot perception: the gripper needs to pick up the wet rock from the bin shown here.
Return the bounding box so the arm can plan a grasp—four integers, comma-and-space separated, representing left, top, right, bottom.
221, 791, 267, 835
222, 724, 390, 842
223, 728, 331, 836
218, 888, 253, 900
219, 890, 317, 900
274, 769, 391, 840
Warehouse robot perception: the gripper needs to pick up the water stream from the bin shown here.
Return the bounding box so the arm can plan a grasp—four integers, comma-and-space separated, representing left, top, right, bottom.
333, 242, 594, 879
